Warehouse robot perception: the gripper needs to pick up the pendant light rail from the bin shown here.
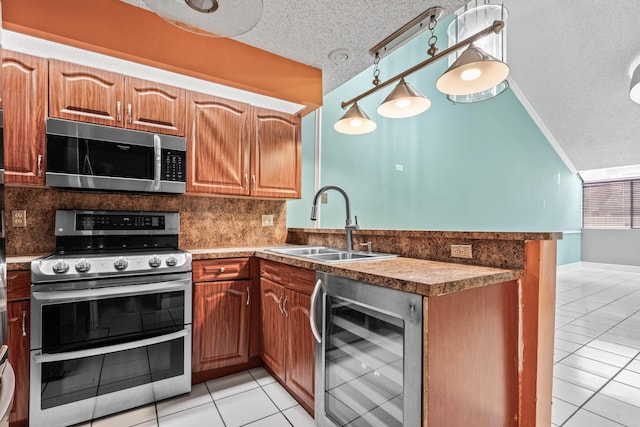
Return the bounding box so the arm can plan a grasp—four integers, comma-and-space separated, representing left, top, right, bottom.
340, 20, 505, 110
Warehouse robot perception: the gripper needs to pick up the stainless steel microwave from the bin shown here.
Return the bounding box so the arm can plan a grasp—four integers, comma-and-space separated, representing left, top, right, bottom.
46, 118, 186, 194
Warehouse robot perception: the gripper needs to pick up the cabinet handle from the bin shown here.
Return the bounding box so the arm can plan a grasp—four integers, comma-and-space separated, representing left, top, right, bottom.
219, 267, 226, 273
278, 295, 284, 315
22, 310, 27, 337
117, 101, 121, 122
246, 287, 250, 305
251, 175, 256, 190
244, 174, 249, 190
37, 154, 43, 177
127, 103, 132, 124
282, 295, 289, 317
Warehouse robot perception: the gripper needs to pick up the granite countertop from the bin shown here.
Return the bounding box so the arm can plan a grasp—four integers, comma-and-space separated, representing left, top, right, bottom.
7, 247, 522, 297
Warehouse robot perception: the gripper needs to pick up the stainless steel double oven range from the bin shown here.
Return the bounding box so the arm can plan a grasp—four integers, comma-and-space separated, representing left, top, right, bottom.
30, 210, 192, 426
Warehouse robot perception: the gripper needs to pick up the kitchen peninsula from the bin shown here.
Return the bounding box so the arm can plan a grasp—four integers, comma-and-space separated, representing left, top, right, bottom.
7, 225, 558, 427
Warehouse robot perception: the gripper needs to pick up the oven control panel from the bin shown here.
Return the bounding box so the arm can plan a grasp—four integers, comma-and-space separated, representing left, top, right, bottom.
32, 252, 192, 283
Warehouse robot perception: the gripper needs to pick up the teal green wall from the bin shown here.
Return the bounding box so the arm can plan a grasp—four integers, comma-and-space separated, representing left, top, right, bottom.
287, 18, 582, 265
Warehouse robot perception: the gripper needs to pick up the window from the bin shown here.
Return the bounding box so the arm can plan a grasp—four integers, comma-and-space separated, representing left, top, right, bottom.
582, 180, 640, 228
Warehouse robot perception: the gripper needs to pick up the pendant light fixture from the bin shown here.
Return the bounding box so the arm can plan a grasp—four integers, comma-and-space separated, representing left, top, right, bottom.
435, 43, 509, 95
334, 103, 377, 135
141, 0, 263, 37
377, 78, 432, 118
334, 4, 509, 135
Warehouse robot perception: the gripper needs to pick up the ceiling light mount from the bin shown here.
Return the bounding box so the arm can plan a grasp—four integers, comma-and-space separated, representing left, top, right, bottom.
142, 0, 263, 37
370, 6, 444, 59
185, 0, 218, 14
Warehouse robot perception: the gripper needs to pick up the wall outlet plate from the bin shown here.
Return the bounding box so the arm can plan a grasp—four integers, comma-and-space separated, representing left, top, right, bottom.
321, 193, 328, 204
262, 214, 274, 227
12, 210, 27, 227
451, 244, 472, 259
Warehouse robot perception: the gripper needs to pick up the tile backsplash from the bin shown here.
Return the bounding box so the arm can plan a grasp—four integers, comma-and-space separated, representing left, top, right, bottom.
5, 187, 287, 255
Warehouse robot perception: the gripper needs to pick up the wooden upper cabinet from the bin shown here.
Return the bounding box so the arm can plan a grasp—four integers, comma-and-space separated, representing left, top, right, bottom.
250, 107, 301, 199
125, 77, 185, 136
186, 91, 250, 195
49, 60, 185, 135
2, 50, 48, 185
49, 59, 123, 126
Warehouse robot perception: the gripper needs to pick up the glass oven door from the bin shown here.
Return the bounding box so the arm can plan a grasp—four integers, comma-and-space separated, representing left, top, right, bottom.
30, 276, 192, 426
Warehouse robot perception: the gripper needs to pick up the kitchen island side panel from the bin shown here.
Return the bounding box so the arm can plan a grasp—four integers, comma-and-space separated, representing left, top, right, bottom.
425, 280, 519, 427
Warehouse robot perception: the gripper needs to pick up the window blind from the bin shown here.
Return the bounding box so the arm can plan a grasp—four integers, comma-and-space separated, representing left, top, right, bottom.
583, 180, 634, 228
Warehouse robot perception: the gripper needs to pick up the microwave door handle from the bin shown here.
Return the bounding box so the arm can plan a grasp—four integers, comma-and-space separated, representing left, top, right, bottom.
152, 134, 162, 191
310, 279, 323, 343
32, 328, 189, 364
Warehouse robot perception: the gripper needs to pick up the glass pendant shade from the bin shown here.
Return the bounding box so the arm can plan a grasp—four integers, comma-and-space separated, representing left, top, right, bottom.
631, 64, 640, 104
334, 103, 377, 135
377, 78, 431, 118
142, 0, 263, 37
436, 44, 509, 96
445, 4, 509, 102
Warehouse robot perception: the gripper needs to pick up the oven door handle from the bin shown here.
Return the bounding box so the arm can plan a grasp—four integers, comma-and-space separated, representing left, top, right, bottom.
32, 328, 190, 364
32, 279, 190, 302
309, 278, 323, 344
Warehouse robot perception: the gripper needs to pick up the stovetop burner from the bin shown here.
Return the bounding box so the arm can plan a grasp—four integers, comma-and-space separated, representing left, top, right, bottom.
32, 210, 192, 284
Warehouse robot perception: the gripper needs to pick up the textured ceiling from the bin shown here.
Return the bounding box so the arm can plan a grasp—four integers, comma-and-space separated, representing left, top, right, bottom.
121, 0, 640, 173
503, 0, 640, 171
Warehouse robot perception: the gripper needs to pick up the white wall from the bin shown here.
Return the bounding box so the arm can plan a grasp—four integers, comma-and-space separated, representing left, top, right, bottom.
582, 229, 640, 266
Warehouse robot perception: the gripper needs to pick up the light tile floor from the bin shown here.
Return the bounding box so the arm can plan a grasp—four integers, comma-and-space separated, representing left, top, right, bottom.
75, 367, 315, 427
553, 263, 640, 427
73, 261, 640, 427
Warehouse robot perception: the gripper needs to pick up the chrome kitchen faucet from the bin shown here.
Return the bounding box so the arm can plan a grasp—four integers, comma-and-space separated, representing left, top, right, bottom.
310, 185, 359, 252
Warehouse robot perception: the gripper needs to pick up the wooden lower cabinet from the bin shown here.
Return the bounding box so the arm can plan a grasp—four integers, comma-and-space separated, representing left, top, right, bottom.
191, 258, 259, 383
283, 288, 315, 409
259, 261, 315, 413
259, 278, 286, 379
6, 271, 31, 427
192, 280, 251, 372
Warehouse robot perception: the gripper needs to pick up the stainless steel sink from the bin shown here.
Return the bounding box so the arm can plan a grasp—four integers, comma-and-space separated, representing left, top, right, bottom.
266, 246, 397, 263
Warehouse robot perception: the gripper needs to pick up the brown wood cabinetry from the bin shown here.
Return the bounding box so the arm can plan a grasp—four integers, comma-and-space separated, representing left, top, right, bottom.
6, 271, 31, 427
192, 258, 256, 382
259, 260, 315, 413
49, 60, 185, 135
2, 51, 48, 185
186, 93, 250, 195
186, 92, 301, 198
250, 108, 301, 198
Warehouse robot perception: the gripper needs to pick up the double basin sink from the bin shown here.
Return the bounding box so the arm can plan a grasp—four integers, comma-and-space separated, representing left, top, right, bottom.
266, 246, 397, 263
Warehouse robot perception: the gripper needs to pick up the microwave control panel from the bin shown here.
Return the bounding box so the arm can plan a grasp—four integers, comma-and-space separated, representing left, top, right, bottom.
162, 150, 186, 182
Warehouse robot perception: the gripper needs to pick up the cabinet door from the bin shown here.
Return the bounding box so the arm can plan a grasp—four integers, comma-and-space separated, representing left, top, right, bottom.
250, 107, 301, 198
49, 59, 123, 126
2, 51, 47, 185
260, 277, 286, 379
284, 288, 315, 410
7, 300, 30, 426
186, 92, 250, 195
193, 280, 251, 372
125, 77, 185, 136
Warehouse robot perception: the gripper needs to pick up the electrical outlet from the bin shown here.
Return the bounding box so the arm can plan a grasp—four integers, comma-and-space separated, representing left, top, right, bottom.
451, 244, 472, 259
395, 163, 404, 172
321, 193, 328, 204
12, 210, 27, 227
261, 214, 274, 227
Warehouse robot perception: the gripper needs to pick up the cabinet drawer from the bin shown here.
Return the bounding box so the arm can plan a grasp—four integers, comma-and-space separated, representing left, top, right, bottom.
260, 260, 315, 295
193, 258, 250, 282
7, 271, 31, 302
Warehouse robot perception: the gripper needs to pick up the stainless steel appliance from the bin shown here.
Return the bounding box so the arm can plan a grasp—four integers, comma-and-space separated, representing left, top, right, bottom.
30, 210, 192, 426
46, 118, 186, 194
311, 272, 423, 427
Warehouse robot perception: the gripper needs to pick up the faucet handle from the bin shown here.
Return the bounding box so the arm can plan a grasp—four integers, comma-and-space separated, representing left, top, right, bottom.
354, 215, 360, 230
359, 241, 372, 253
